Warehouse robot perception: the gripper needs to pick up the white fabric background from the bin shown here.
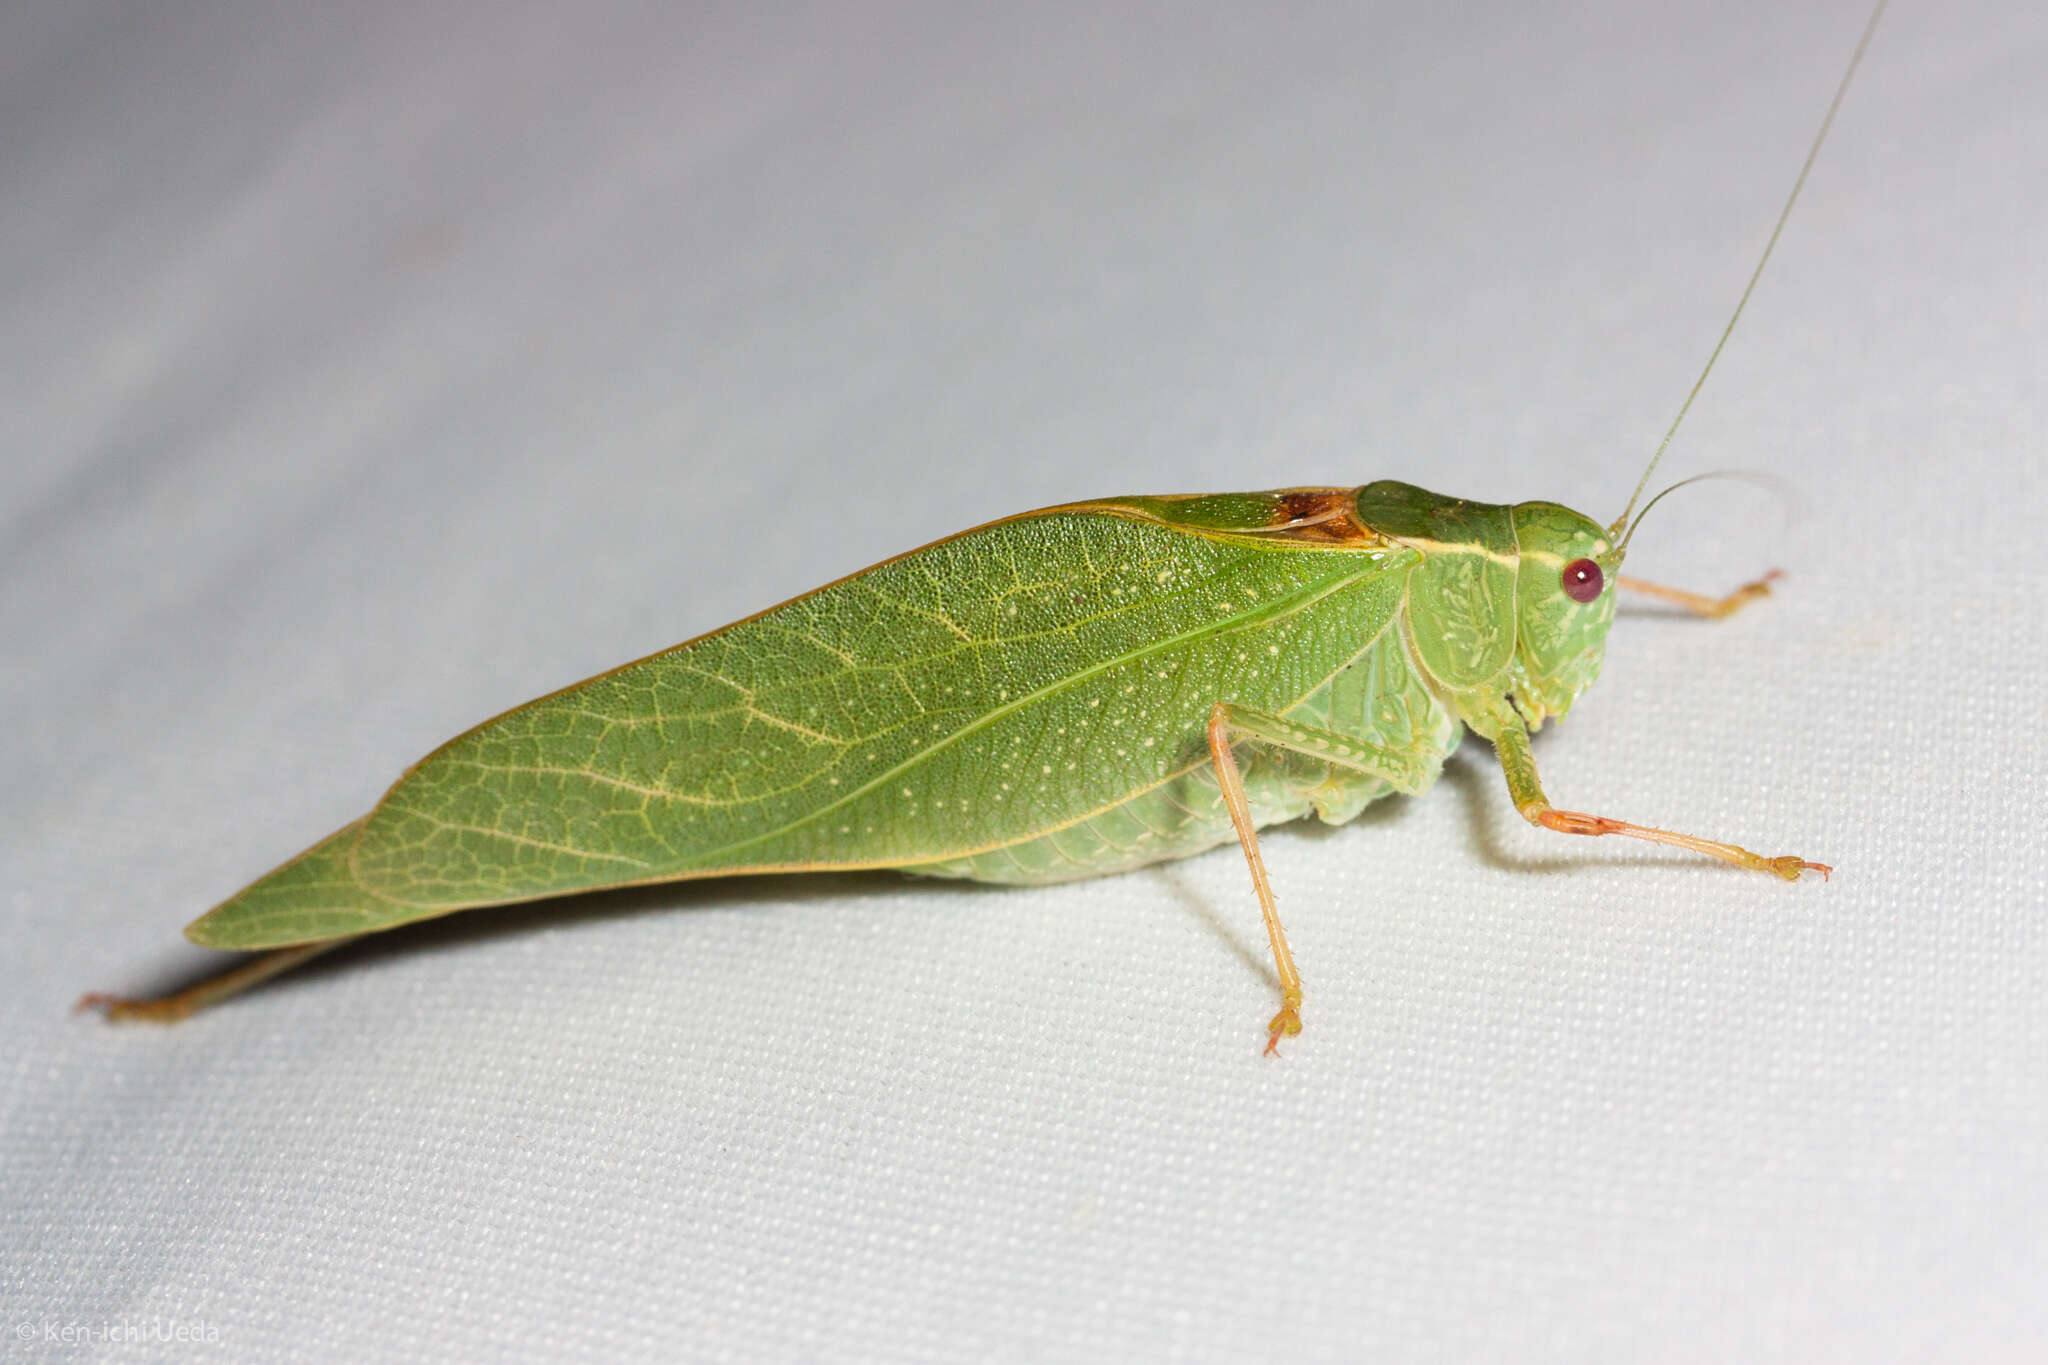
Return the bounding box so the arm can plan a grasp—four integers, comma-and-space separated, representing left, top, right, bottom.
5, 1, 2043, 1360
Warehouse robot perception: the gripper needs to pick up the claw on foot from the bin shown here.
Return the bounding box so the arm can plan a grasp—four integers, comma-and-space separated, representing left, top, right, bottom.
1264, 1005, 1302, 1056
1770, 856, 1832, 882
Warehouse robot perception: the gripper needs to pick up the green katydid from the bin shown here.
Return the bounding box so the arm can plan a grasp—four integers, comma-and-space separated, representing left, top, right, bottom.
82, 5, 1884, 1047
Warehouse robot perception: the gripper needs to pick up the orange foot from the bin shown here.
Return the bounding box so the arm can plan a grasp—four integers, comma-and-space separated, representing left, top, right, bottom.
1265, 1004, 1302, 1056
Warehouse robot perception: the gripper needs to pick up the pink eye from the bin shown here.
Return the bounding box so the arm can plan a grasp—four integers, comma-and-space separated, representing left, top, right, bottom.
1561, 558, 1604, 604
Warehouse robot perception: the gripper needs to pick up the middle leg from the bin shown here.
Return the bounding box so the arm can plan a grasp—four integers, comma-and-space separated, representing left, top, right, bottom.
1205, 701, 1439, 1054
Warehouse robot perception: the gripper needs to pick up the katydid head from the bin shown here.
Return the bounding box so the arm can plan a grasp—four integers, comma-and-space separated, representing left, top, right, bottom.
1505, 501, 1619, 728
1351, 481, 1618, 729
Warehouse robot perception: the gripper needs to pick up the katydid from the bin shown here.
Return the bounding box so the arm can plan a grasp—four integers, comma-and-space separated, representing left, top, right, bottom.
82, 6, 1883, 1046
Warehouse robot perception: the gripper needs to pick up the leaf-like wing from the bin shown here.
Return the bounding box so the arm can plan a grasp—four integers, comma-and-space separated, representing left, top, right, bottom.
190, 507, 1405, 948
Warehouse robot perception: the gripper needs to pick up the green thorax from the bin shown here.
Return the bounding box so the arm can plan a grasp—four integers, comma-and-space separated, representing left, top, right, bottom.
1352, 481, 1618, 733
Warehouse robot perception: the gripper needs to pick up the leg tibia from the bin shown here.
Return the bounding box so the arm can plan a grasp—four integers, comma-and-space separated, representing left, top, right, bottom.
1203, 701, 1439, 1052
1490, 710, 1829, 880
78, 940, 348, 1023
1529, 806, 1829, 879
1617, 570, 1781, 619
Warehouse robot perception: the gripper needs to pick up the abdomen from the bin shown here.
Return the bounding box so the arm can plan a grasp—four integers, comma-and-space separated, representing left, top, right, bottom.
906, 625, 1459, 884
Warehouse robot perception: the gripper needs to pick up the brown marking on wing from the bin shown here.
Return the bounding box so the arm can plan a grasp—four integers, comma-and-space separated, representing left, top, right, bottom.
1067, 487, 1393, 550
1269, 488, 1376, 543
1229, 487, 1389, 547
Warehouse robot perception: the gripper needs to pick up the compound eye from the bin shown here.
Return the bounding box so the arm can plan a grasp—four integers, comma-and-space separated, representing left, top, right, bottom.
1561, 558, 1604, 604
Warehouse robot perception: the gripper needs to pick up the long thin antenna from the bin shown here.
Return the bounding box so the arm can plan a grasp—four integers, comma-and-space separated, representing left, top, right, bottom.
1616, 467, 1805, 554
1610, 0, 1888, 540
